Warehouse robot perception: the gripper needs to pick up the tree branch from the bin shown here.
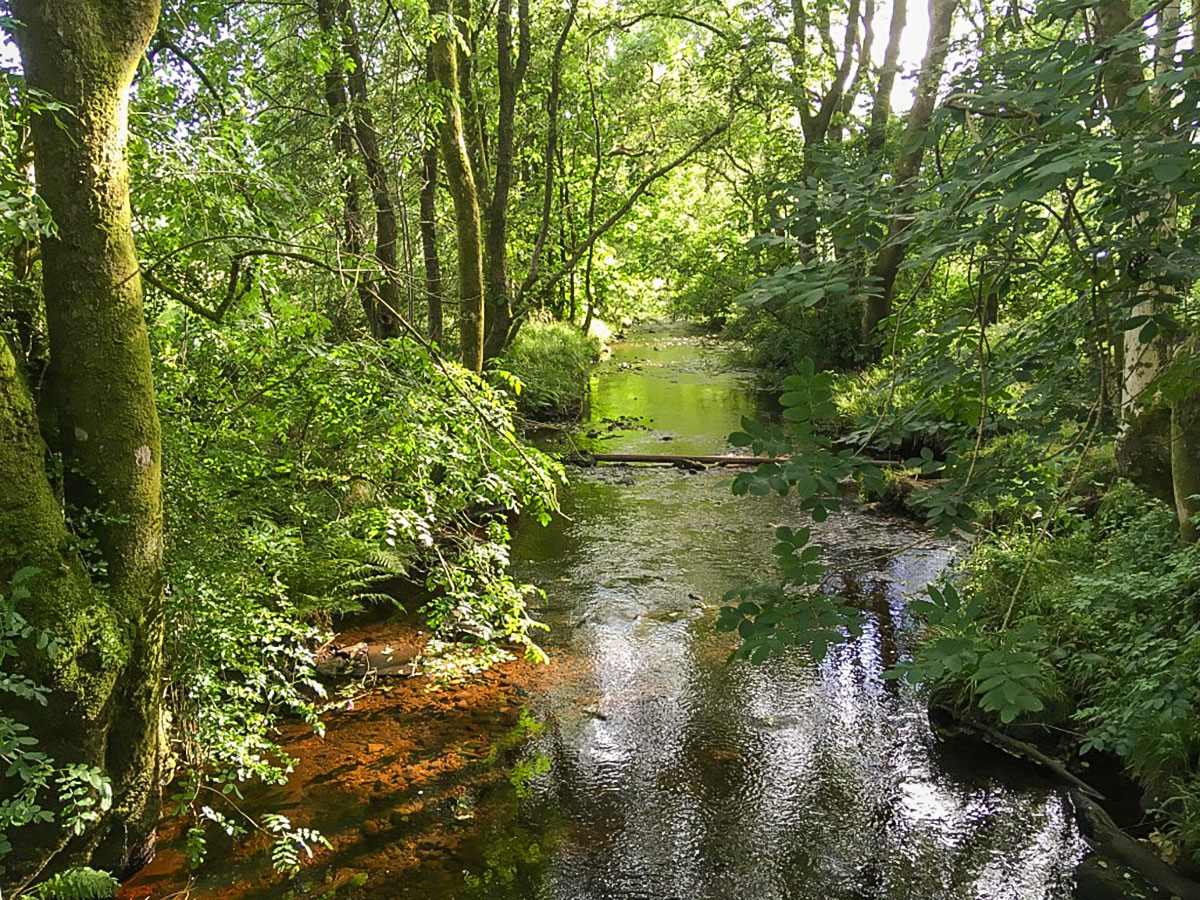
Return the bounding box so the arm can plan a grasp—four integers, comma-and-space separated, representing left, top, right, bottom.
523, 116, 733, 306
152, 38, 228, 115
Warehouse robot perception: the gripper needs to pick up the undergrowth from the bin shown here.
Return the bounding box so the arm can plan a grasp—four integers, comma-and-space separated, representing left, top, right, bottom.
498, 317, 600, 419
947, 479, 1200, 857
153, 311, 562, 869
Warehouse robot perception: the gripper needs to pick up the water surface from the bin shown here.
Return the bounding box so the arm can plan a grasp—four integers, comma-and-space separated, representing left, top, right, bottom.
477, 322, 1084, 899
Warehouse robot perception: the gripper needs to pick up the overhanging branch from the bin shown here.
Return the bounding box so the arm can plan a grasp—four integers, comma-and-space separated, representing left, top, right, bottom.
522, 115, 733, 307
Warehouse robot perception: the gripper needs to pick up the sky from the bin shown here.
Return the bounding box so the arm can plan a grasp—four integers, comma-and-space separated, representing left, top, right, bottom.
878, 0, 933, 113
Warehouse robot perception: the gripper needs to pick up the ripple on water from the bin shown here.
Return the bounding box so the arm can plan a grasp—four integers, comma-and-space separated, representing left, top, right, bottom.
477, 326, 1083, 900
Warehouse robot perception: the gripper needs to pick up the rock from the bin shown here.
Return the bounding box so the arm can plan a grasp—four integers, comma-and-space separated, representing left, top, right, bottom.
314, 641, 370, 678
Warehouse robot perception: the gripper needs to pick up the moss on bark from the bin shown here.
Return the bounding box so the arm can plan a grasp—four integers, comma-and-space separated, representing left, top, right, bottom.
430, 0, 486, 374
5, 0, 165, 887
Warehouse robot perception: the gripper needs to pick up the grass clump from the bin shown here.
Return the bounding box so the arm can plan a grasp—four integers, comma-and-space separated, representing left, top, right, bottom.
500, 318, 600, 419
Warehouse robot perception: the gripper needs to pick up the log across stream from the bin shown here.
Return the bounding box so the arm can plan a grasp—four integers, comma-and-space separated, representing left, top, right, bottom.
123, 324, 1091, 900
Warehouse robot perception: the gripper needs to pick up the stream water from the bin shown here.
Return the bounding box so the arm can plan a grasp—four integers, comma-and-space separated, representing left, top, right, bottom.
123, 323, 1086, 900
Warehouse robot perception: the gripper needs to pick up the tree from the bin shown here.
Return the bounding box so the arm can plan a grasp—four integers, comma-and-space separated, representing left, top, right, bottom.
482, 0, 532, 359
430, 0, 486, 373
316, 0, 404, 339
421, 49, 446, 347
868, 0, 908, 152
3, 0, 165, 890
860, 0, 958, 351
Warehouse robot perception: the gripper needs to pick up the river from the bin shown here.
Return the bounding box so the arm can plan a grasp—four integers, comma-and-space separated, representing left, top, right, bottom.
122, 322, 1085, 900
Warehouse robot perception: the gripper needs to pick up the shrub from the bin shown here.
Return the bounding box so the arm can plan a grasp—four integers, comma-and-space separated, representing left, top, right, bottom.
953, 480, 1200, 857
726, 300, 859, 386
499, 318, 600, 419
153, 311, 562, 862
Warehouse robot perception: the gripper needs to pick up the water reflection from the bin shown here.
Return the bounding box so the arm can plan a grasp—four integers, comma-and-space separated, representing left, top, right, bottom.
121, 324, 1084, 900
483, 324, 1083, 899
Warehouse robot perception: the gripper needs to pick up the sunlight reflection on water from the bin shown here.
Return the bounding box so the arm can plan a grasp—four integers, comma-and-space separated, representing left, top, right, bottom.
494, 323, 1084, 900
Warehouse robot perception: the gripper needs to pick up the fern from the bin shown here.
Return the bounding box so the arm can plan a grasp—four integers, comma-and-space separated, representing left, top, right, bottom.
28, 867, 119, 900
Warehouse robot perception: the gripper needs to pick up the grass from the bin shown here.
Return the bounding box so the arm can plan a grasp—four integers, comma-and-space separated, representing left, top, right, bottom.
499, 318, 600, 419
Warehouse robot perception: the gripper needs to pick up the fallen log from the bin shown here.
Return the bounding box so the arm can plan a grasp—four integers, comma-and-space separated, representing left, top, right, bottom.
564, 452, 910, 471
565, 452, 787, 468
1071, 790, 1200, 900
932, 706, 1104, 800
935, 708, 1200, 900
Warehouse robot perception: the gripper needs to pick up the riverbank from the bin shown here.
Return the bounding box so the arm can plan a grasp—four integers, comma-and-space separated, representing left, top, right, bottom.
810, 361, 1200, 895
499, 317, 605, 420
121, 323, 1090, 899
121, 615, 566, 900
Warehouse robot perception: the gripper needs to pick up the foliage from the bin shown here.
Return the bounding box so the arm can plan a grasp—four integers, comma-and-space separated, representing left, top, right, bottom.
890, 582, 1056, 724
498, 317, 600, 418
0, 570, 113, 873
24, 868, 119, 900
728, 296, 860, 385
419, 640, 520, 688
153, 312, 562, 864
716, 360, 883, 662
949, 482, 1200, 853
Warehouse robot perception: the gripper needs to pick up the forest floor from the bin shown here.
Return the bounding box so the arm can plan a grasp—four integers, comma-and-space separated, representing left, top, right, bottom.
120, 616, 561, 900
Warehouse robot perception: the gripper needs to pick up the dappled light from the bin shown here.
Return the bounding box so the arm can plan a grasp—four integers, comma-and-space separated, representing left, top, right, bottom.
4, 0, 1200, 896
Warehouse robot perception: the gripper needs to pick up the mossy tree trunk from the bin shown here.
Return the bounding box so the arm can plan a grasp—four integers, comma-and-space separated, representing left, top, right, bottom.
5, 0, 165, 888
431, 0, 486, 374
1172, 335, 1200, 544
315, 0, 374, 334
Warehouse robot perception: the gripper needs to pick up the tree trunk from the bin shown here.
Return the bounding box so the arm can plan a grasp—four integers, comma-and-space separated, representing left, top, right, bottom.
1110, 0, 1180, 496
318, 0, 403, 338
517, 0, 578, 312
455, 0, 491, 212
868, 0, 908, 151
796, 0, 861, 251
1172, 335, 1200, 544
581, 43, 602, 335
316, 0, 376, 334
860, 0, 956, 351
835, 0, 876, 144
8, 123, 40, 367
431, 0, 486, 373
482, 0, 531, 361
337, 0, 403, 337
6, 0, 165, 886
421, 50, 445, 347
